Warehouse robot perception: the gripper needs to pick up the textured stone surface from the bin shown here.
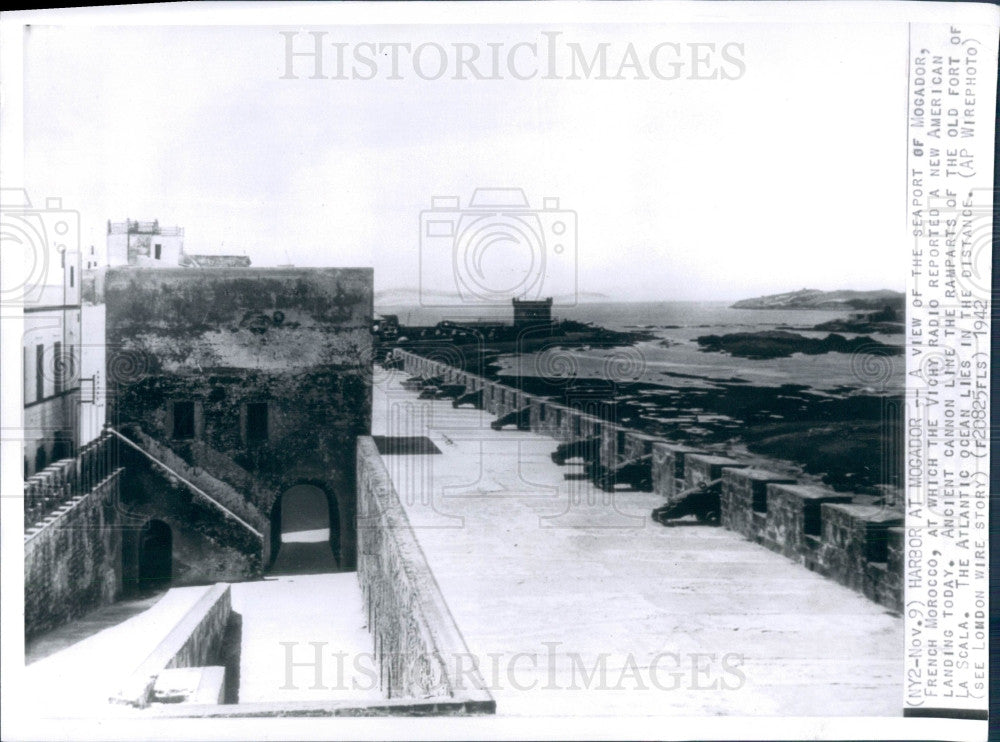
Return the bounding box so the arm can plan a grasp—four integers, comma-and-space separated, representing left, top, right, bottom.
684, 453, 746, 490
819, 503, 904, 598
720, 469, 798, 541
651, 442, 700, 503
761, 483, 852, 560
24, 471, 124, 640
152, 666, 226, 705
622, 430, 658, 461
105, 267, 373, 572
356, 437, 493, 705
599, 425, 625, 470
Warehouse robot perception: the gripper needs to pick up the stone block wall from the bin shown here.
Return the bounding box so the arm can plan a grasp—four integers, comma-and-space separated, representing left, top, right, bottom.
720, 469, 798, 542
599, 425, 624, 471
651, 442, 699, 503
24, 469, 124, 640
684, 454, 746, 490
760, 483, 852, 560
819, 503, 904, 605
356, 436, 494, 709
623, 431, 657, 461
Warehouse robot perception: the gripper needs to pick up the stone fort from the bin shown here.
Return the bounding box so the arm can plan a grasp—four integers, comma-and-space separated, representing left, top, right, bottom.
21, 225, 903, 717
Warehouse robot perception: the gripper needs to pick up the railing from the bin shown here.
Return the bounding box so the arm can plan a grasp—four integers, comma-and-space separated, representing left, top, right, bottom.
106, 426, 263, 540
24, 431, 118, 531
107, 219, 184, 237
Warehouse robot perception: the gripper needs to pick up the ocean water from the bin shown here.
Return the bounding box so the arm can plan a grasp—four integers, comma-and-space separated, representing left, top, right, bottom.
379, 300, 905, 394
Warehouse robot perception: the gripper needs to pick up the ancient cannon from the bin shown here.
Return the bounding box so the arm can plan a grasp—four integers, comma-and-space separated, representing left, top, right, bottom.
490, 406, 531, 431
651, 478, 723, 524
453, 388, 484, 409
550, 435, 601, 465
593, 454, 653, 492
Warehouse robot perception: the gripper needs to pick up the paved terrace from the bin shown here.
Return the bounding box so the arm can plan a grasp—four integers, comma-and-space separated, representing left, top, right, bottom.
371, 367, 903, 716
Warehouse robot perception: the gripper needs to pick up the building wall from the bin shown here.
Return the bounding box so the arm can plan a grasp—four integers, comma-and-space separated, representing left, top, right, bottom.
512, 298, 553, 327
117, 446, 263, 591
105, 267, 373, 572
23, 285, 82, 475
107, 225, 184, 267
79, 303, 107, 445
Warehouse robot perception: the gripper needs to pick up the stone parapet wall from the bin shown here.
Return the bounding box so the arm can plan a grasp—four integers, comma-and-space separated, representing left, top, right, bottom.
356, 436, 494, 710
651, 442, 699, 503
393, 348, 904, 611
720, 469, 798, 541
113, 583, 232, 707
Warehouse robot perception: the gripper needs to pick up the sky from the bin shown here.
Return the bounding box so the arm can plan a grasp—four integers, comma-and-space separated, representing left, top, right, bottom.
21, 21, 909, 303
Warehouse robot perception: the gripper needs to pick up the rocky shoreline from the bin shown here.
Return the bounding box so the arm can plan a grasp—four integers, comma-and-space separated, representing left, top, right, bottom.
694, 329, 903, 360
483, 366, 902, 495
384, 314, 902, 496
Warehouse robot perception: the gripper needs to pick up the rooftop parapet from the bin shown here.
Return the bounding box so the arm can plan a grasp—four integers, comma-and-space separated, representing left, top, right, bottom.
108, 219, 184, 236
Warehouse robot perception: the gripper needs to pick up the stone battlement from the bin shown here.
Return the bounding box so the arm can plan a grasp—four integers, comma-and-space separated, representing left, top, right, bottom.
392, 348, 903, 611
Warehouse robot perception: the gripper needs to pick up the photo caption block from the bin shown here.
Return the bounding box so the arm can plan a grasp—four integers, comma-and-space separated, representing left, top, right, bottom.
904, 20, 995, 719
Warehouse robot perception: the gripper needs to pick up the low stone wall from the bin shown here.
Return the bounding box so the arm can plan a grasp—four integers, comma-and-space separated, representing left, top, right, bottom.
114, 583, 232, 707
651, 442, 698, 503
356, 436, 494, 711
818, 503, 904, 605
24, 469, 124, 640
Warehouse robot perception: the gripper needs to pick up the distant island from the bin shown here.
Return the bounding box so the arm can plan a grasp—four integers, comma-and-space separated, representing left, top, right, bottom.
731, 288, 905, 311
375, 287, 610, 305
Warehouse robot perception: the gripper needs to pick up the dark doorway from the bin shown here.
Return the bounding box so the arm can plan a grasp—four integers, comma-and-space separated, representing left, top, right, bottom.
246, 402, 268, 443
138, 519, 172, 592
267, 485, 339, 576
172, 401, 195, 439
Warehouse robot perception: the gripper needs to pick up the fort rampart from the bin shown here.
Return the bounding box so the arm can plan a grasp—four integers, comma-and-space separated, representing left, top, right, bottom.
393, 349, 903, 611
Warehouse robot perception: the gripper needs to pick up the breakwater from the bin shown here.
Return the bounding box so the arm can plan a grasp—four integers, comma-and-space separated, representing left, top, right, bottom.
392, 348, 904, 612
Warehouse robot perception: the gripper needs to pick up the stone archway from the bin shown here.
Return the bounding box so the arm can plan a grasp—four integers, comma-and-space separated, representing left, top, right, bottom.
137, 519, 172, 592
267, 484, 340, 576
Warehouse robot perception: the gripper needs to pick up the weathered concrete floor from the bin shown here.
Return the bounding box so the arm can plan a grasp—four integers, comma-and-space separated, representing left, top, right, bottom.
26, 590, 168, 665
372, 369, 903, 716
232, 572, 382, 704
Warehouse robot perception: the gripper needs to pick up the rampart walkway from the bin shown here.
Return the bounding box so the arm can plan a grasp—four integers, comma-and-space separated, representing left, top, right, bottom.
371, 367, 903, 716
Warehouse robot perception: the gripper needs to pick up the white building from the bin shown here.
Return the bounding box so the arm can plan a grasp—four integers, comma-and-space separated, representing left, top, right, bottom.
21, 199, 84, 474
106, 219, 185, 267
